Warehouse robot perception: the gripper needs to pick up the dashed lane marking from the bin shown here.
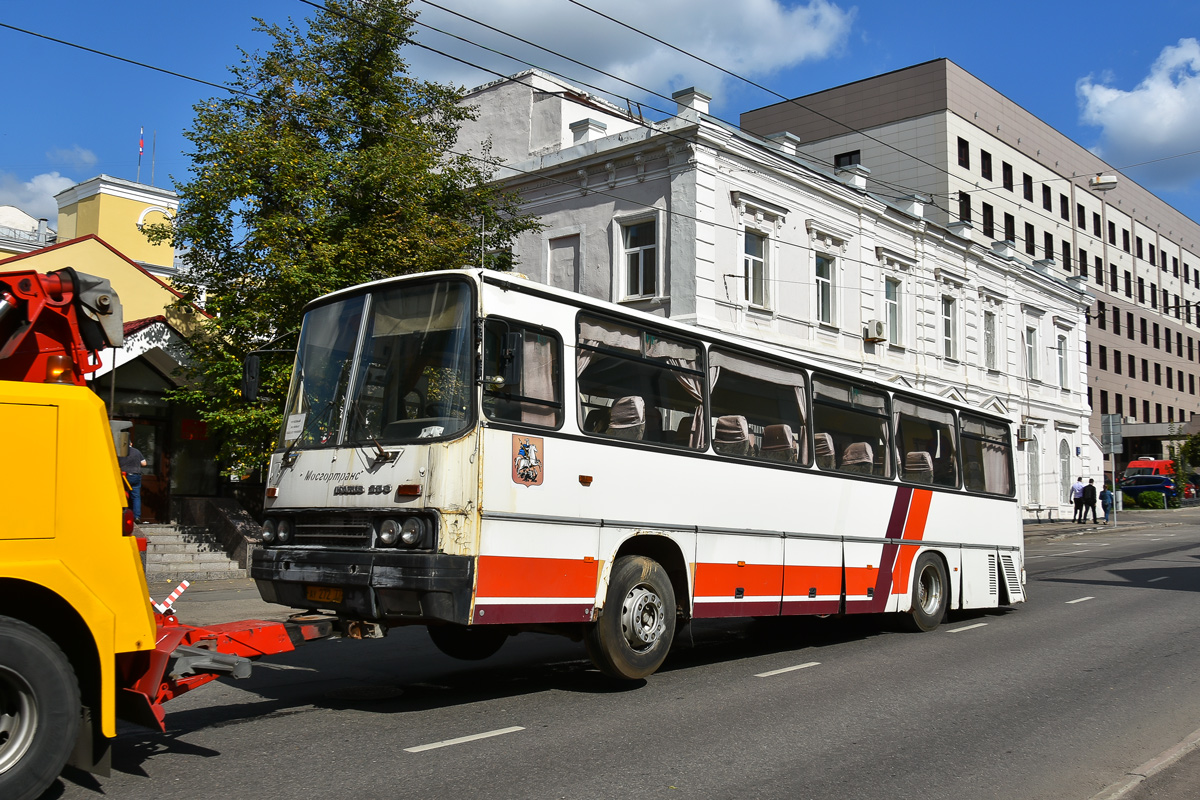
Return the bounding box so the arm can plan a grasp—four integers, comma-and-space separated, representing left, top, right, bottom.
947, 623, 988, 633
756, 661, 820, 678
1148, 576, 1169, 583
405, 726, 524, 753
1066, 596, 1095, 604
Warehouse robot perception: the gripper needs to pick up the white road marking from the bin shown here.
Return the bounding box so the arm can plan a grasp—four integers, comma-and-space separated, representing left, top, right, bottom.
1066, 596, 1095, 604
1148, 576, 1169, 583
405, 726, 524, 753
947, 623, 988, 634
756, 661, 820, 678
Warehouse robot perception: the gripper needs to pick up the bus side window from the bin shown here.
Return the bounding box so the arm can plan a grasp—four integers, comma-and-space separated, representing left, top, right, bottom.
709, 348, 808, 465
811, 375, 890, 478
894, 398, 959, 488
483, 320, 563, 428
576, 314, 705, 448
960, 414, 1015, 495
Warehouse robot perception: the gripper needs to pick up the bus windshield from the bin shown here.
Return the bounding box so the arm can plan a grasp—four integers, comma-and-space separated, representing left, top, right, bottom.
280, 279, 474, 448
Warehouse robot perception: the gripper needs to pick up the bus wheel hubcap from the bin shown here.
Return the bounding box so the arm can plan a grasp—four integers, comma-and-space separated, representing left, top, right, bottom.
622, 585, 665, 649
0, 667, 38, 775
918, 567, 942, 614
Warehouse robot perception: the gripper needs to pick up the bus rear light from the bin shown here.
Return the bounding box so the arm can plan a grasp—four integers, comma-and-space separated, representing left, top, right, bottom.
395, 484, 422, 497
122, 508, 135, 535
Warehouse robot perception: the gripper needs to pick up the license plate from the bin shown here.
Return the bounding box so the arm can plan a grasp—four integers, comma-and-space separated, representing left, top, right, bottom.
306, 586, 343, 604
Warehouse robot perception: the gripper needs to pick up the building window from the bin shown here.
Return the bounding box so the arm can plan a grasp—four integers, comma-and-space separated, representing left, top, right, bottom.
1099, 344, 1108, 371
1150, 243, 1157, 265
622, 219, 657, 299
1003, 162, 1013, 191
1173, 256, 1179, 277
981, 150, 993, 180
1124, 271, 1132, 298
1109, 221, 1116, 245
1116, 394, 1124, 415
1025, 325, 1038, 380
942, 297, 957, 359
1155, 363, 1161, 385
1060, 194, 1070, 221
1042, 185, 1052, 211
1023, 173, 1034, 201
1093, 212, 1102, 237
1100, 391, 1109, 415
1058, 334, 1069, 388
1025, 222, 1036, 255
1004, 213, 1015, 243
815, 253, 834, 325
885, 277, 901, 345
984, 310, 997, 370
958, 191, 971, 223
1113, 306, 1121, 334
982, 203, 995, 239
1142, 358, 1149, 381
1137, 236, 1144, 259
1151, 283, 1158, 310
1123, 229, 1131, 253
744, 231, 769, 309
1077, 203, 1086, 229
1062, 241, 1072, 271
1141, 317, 1148, 344
1110, 263, 1118, 291
834, 150, 860, 168
1095, 256, 1103, 286
1114, 348, 1122, 375
1079, 248, 1088, 277
1044, 232, 1055, 260
1027, 435, 1041, 504
1138, 277, 1145, 304
1097, 301, 1107, 330
957, 138, 970, 168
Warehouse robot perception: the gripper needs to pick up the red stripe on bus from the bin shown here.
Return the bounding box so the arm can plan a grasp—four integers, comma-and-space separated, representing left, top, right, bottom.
475, 555, 599, 599
892, 489, 933, 593
845, 565, 879, 597
693, 562, 783, 598
473, 603, 593, 624
782, 564, 843, 598
693, 600, 781, 618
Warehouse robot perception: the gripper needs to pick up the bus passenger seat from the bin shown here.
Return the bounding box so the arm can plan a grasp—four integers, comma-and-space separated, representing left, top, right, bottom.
761, 424, 798, 463
814, 432, 836, 469
904, 451, 934, 483
674, 417, 694, 446
607, 396, 646, 440
583, 407, 610, 433
841, 442, 874, 474
713, 415, 752, 456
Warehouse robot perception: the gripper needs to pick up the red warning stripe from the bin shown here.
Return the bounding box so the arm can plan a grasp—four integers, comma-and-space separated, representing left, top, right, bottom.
475, 555, 599, 598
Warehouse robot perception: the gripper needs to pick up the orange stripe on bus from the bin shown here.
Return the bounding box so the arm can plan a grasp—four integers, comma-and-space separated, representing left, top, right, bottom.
893, 489, 932, 592
476, 555, 599, 598
782, 565, 842, 596
845, 566, 879, 596
694, 563, 782, 597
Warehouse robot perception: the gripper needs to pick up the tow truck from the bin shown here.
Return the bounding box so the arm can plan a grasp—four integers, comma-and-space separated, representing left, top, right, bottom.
0, 267, 340, 800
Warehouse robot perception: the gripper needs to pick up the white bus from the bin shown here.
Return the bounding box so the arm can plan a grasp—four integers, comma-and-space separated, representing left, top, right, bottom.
251, 269, 1025, 679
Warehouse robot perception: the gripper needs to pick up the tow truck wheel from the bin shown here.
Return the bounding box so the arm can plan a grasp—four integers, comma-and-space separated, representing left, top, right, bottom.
0, 617, 80, 800
427, 624, 509, 661
584, 555, 676, 680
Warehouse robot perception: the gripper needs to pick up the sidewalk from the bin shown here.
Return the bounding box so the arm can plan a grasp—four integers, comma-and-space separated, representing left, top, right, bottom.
1023, 503, 1200, 540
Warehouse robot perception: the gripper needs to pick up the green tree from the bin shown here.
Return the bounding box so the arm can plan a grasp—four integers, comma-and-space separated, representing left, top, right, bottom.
147, 0, 537, 472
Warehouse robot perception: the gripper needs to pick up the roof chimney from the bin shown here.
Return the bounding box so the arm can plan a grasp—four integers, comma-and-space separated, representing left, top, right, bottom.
569, 118, 608, 146
835, 163, 869, 190
766, 132, 802, 157
896, 194, 928, 219
672, 87, 711, 120
36, 218, 48, 242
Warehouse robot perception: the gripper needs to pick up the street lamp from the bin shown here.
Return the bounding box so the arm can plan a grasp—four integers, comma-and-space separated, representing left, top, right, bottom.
1088, 174, 1118, 192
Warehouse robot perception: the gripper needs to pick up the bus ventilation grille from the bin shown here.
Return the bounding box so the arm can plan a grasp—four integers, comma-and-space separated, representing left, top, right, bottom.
987, 554, 998, 595
1000, 554, 1023, 602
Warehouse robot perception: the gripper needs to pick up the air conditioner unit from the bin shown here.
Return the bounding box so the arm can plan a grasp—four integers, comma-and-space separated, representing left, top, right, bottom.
864, 319, 887, 342
1017, 425, 1032, 441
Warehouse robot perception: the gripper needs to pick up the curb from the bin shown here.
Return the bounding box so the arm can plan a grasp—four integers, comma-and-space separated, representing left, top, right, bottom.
1090, 725, 1200, 800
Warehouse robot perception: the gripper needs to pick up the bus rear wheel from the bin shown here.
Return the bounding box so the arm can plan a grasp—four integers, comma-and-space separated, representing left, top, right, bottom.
903, 552, 948, 632
585, 555, 676, 680
427, 624, 508, 661
0, 617, 80, 800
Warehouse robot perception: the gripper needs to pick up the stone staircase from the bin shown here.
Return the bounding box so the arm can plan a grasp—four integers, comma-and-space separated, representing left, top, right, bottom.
140, 523, 248, 582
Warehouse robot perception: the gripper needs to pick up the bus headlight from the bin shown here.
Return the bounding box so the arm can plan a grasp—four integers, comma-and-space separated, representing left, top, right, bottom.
261, 520, 276, 544
277, 519, 292, 543
379, 519, 400, 546
400, 517, 424, 546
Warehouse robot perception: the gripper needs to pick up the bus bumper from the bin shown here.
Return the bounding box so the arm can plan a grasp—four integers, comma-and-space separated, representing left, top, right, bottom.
251, 549, 475, 625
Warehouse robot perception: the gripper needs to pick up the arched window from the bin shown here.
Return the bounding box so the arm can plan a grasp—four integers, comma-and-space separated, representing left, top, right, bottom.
1027, 435, 1041, 504
1059, 439, 1072, 503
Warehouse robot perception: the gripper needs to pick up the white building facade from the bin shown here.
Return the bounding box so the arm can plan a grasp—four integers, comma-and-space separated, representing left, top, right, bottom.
459, 71, 1094, 519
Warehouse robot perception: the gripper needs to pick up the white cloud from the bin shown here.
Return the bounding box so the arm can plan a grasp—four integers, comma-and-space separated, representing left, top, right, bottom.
46, 145, 98, 171
1078, 39, 1200, 191
0, 172, 76, 223
406, 0, 854, 112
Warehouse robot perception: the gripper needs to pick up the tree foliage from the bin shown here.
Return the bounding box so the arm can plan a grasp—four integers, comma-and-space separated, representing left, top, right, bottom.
147, 0, 537, 472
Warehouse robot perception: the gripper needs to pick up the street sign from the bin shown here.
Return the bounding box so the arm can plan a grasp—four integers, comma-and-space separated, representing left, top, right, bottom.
1101, 413, 1123, 455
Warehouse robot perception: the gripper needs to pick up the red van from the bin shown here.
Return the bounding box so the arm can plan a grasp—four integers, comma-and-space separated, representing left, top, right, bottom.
1123, 457, 1175, 478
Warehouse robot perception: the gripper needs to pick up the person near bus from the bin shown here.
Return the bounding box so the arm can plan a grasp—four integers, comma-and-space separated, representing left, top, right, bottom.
1071, 476, 1085, 522
1099, 483, 1114, 524
1082, 478, 1099, 524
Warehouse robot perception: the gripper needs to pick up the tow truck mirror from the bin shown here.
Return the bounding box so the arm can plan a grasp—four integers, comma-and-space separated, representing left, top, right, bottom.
242, 354, 261, 402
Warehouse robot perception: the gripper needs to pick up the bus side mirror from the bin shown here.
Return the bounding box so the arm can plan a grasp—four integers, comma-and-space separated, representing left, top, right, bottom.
242, 354, 261, 402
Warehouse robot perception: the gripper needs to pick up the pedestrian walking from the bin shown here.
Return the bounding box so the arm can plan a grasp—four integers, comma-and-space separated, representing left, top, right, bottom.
1071, 476, 1085, 522
118, 440, 148, 523
1099, 483, 1114, 524
1082, 478, 1099, 524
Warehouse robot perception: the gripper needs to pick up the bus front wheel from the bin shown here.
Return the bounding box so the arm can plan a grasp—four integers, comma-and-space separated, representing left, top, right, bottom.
903, 552, 948, 632
0, 617, 80, 800
427, 624, 508, 661
585, 555, 676, 680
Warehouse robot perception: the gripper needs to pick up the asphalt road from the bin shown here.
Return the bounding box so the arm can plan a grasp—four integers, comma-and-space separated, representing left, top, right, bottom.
41, 514, 1200, 800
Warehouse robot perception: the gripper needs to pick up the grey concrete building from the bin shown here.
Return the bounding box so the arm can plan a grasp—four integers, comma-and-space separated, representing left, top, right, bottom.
741, 58, 1200, 484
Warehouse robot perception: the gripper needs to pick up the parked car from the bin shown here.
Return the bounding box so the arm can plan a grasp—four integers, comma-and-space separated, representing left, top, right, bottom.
1119, 475, 1177, 501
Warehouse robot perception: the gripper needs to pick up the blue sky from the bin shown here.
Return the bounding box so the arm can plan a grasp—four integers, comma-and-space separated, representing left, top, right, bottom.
2, 0, 1199, 225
